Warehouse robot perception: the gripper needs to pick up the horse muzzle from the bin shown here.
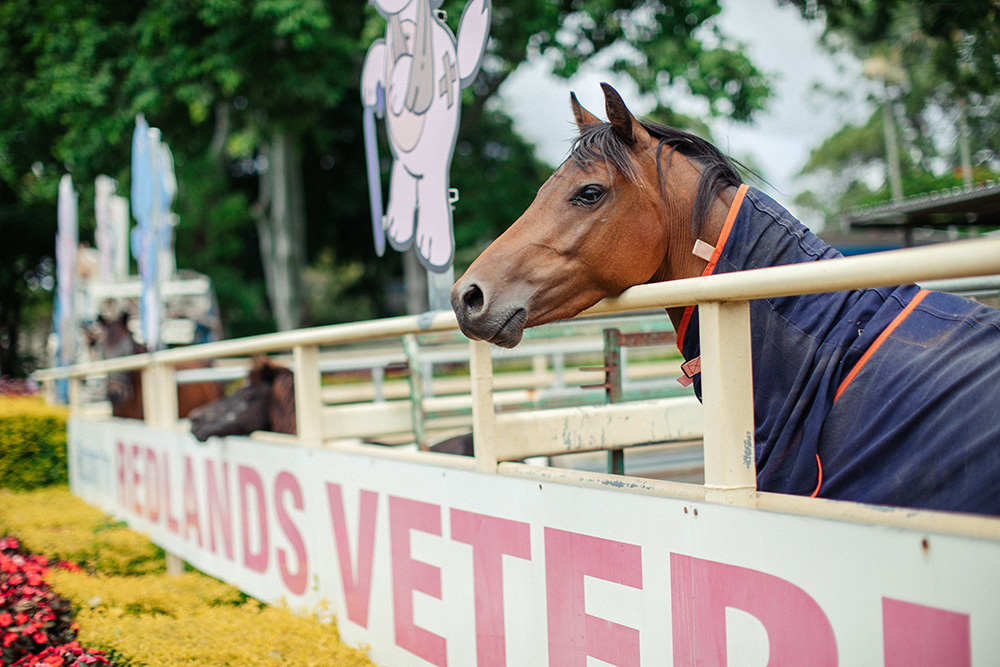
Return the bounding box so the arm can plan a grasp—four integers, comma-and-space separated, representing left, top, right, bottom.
451, 281, 528, 348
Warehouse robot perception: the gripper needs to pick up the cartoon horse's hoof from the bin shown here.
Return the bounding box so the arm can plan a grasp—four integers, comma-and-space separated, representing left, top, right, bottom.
386, 209, 417, 249
416, 227, 454, 270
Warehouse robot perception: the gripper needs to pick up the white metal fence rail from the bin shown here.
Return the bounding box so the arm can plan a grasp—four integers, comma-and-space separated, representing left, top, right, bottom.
35, 236, 1000, 538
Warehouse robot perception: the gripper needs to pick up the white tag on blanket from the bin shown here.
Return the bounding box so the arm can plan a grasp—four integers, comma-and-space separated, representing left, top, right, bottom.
692, 239, 715, 261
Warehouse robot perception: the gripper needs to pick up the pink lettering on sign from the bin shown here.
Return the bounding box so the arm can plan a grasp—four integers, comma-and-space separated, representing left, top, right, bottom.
130, 444, 143, 516
238, 465, 269, 573
182, 456, 202, 547
144, 448, 160, 523
389, 495, 445, 667
326, 484, 378, 628
450, 509, 531, 667
275, 471, 307, 595
544, 528, 642, 667
162, 450, 179, 534
115, 442, 126, 507
670, 553, 837, 667
205, 461, 233, 560
883, 597, 970, 667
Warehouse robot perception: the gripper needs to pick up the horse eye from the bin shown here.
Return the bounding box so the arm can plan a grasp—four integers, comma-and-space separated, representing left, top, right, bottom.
572, 184, 606, 206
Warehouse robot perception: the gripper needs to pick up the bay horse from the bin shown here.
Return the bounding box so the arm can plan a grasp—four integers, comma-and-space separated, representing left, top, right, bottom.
189, 356, 297, 441
188, 356, 475, 455
90, 312, 222, 420
451, 83, 1000, 516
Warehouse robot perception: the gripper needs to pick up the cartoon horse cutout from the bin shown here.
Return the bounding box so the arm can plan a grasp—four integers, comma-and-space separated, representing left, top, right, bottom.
452, 84, 1000, 516
362, 0, 491, 271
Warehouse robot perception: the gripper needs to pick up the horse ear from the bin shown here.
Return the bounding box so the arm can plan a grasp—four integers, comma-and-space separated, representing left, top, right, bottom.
570, 92, 601, 132
601, 82, 643, 145
256, 357, 279, 385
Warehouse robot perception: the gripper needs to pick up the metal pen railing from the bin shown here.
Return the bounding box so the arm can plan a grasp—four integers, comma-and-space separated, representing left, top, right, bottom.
34, 236, 1000, 535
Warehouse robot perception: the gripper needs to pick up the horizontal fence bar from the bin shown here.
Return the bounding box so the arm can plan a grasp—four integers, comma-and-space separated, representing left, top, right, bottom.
495, 397, 704, 460
35, 237, 1000, 382
581, 236, 1000, 316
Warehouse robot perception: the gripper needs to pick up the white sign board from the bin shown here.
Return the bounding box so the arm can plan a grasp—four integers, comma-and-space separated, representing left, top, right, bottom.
69, 419, 1000, 666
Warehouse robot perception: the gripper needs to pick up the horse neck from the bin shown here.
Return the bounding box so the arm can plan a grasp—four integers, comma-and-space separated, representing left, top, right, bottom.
641, 152, 739, 331
112, 370, 144, 419
268, 372, 297, 435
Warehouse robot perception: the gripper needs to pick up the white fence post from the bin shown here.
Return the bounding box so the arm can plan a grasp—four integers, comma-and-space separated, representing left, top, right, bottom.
293, 345, 324, 443
470, 340, 497, 472
142, 361, 177, 427
698, 300, 757, 506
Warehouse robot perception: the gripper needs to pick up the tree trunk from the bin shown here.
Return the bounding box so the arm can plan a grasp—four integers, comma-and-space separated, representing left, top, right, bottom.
957, 99, 973, 188
403, 246, 429, 314
881, 91, 903, 201
254, 131, 307, 331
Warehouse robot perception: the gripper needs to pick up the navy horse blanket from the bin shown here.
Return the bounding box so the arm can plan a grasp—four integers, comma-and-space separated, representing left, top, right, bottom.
677, 185, 1000, 515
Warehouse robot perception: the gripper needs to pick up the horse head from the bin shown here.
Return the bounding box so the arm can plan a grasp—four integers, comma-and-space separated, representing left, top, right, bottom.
189, 357, 295, 441
451, 83, 742, 347
91, 311, 144, 407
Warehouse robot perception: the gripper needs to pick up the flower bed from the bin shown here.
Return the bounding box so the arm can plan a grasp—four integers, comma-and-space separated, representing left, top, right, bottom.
0, 488, 377, 667
1, 536, 111, 665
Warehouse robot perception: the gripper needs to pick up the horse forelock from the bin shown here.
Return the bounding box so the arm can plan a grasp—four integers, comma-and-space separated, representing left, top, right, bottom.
569, 119, 744, 237
569, 124, 640, 182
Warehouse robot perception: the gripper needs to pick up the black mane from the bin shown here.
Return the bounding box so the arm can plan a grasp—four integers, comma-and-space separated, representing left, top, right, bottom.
569, 120, 744, 237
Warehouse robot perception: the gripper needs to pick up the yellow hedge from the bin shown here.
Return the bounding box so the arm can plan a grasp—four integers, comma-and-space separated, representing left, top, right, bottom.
1, 488, 378, 666
0, 396, 69, 490
0, 486, 164, 575
51, 570, 375, 666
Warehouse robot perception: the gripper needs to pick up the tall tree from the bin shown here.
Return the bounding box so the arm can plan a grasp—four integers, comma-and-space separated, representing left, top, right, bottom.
788, 0, 1000, 218
0, 0, 771, 373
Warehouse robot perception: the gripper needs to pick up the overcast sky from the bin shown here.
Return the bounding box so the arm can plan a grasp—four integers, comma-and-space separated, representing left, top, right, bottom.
498, 0, 872, 214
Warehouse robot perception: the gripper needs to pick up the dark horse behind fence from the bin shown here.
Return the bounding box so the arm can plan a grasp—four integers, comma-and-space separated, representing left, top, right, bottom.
188, 356, 475, 455
89, 312, 222, 420
189, 356, 297, 441
452, 83, 1000, 516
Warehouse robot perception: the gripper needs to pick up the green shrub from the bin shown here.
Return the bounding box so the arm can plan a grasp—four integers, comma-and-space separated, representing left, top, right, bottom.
0, 397, 69, 490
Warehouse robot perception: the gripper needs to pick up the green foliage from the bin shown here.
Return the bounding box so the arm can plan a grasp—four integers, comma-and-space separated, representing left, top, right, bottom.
0, 0, 774, 364
785, 0, 999, 97
801, 111, 885, 174
789, 1, 999, 223
0, 397, 68, 491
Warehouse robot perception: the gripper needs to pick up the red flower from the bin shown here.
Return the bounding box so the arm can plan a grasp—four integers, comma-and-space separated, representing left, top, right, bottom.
0, 612, 12, 627
3, 631, 17, 647
32, 631, 48, 644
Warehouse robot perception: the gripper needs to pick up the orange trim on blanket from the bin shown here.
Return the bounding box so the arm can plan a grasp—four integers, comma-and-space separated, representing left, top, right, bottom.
810, 454, 823, 498
676, 184, 749, 351
833, 289, 930, 403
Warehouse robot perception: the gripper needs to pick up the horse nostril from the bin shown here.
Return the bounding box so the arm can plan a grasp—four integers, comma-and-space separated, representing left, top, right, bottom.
462, 284, 485, 314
